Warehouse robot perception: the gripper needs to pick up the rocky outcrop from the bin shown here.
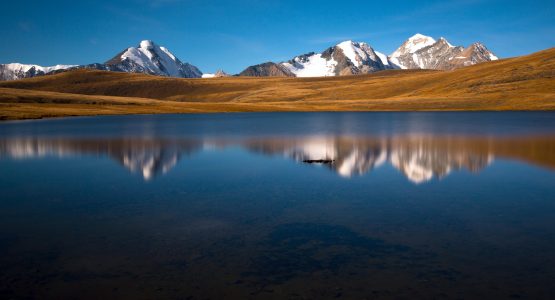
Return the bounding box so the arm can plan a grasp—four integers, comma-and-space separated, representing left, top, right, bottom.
239, 62, 295, 77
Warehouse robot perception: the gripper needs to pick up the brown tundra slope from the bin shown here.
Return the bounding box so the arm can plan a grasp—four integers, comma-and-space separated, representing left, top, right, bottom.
0, 47, 554, 120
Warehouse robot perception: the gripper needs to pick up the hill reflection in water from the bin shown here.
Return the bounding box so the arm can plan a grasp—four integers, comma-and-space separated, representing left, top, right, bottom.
1, 134, 553, 183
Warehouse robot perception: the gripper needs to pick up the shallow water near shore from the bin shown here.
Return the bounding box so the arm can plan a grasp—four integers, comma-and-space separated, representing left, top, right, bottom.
1, 112, 555, 299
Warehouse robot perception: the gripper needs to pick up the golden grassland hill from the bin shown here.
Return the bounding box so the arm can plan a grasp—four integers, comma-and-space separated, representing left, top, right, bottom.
0, 47, 554, 120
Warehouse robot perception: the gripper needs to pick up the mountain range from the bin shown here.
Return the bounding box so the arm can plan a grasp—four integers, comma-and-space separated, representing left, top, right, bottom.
241, 34, 498, 77
0, 34, 498, 81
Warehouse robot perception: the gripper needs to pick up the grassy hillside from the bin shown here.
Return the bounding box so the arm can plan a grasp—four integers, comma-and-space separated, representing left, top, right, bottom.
1, 47, 554, 120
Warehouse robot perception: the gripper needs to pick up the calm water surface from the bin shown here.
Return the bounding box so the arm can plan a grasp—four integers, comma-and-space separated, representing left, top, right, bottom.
1, 112, 555, 299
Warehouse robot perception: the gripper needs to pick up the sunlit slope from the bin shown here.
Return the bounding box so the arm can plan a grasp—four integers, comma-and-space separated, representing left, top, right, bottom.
1, 47, 554, 119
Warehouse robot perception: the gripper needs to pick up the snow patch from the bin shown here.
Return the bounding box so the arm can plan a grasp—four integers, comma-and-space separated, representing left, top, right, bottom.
390, 33, 436, 58
140, 40, 155, 50
375, 51, 389, 66
282, 53, 337, 77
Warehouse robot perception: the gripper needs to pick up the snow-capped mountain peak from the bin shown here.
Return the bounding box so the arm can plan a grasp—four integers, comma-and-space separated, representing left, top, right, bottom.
1, 39, 203, 81
391, 33, 436, 57
274, 40, 392, 77
140, 40, 155, 50
389, 33, 437, 69
336, 40, 380, 68
470, 42, 499, 60
113, 40, 201, 78
388, 34, 498, 70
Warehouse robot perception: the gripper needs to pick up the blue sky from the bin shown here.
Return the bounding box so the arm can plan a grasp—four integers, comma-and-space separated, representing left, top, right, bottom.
1, 0, 554, 73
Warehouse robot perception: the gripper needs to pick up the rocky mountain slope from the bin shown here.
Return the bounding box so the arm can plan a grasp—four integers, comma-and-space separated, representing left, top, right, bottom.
241, 41, 394, 77
239, 62, 295, 77
0, 40, 202, 81
202, 69, 231, 78
286, 41, 394, 76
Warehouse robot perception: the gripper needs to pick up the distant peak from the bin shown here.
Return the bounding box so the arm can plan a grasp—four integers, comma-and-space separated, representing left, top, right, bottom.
214, 69, 229, 77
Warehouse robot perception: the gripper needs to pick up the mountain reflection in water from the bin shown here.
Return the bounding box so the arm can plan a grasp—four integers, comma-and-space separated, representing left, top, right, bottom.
1, 135, 554, 183
0, 138, 201, 180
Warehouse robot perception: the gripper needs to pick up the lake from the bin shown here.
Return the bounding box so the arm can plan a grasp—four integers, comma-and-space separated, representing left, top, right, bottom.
1, 112, 555, 299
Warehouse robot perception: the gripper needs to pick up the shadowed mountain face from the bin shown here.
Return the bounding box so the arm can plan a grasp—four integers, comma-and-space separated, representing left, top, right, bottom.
1, 135, 553, 183
238, 62, 295, 77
